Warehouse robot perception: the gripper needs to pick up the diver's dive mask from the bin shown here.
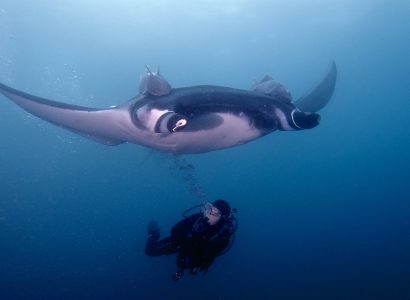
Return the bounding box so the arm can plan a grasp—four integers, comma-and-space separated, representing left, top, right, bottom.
201, 202, 222, 225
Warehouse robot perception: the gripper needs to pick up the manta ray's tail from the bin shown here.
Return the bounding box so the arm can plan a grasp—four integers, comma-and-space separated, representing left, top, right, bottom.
294, 60, 337, 113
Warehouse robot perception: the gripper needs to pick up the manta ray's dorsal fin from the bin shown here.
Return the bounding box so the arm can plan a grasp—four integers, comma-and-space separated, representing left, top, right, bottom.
139, 65, 172, 97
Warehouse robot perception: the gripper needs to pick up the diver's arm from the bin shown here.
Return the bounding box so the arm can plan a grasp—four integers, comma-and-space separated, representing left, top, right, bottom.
171, 213, 200, 240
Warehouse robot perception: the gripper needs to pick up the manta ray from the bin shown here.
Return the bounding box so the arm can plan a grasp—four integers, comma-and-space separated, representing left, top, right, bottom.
0, 61, 337, 154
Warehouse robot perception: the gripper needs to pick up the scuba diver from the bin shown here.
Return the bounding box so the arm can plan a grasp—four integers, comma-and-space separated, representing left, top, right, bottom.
145, 199, 238, 281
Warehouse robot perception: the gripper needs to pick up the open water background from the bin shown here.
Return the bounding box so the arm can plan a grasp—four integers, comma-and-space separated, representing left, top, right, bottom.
0, 1, 409, 299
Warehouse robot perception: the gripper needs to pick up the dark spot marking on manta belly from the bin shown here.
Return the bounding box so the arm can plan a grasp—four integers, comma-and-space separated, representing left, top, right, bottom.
182, 114, 224, 132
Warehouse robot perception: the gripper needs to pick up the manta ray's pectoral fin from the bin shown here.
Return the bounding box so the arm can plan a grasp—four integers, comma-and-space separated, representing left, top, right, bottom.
294, 60, 337, 113
73, 131, 124, 146
0, 82, 127, 145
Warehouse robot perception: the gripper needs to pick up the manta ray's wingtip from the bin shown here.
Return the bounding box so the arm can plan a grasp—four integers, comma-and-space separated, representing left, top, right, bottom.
330, 59, 337, 75
294, 59, 337, 113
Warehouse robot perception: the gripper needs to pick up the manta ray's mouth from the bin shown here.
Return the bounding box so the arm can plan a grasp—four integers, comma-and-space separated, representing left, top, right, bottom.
291, 110, 321, 129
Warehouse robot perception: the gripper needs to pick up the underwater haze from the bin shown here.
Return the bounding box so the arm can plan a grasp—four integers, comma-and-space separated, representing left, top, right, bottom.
1, 0, 410, 299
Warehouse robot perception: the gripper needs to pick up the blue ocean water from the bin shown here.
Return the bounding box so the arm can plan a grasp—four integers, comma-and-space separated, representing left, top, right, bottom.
0, 0, 409, 299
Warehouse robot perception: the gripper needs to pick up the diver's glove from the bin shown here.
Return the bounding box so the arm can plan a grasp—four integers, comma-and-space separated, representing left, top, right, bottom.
147, 220, 160, 237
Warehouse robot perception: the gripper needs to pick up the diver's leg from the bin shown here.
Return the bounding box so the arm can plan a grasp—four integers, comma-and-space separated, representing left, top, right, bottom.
145, 236, 178, 256
145, 222, 178, 256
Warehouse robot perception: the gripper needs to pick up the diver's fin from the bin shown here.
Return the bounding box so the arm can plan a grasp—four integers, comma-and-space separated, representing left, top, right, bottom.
147, 220, 160, 236
294, 60, 337, 112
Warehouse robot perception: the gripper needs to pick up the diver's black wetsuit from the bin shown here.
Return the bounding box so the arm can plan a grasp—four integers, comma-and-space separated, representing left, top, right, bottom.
145, 213, 233, 273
